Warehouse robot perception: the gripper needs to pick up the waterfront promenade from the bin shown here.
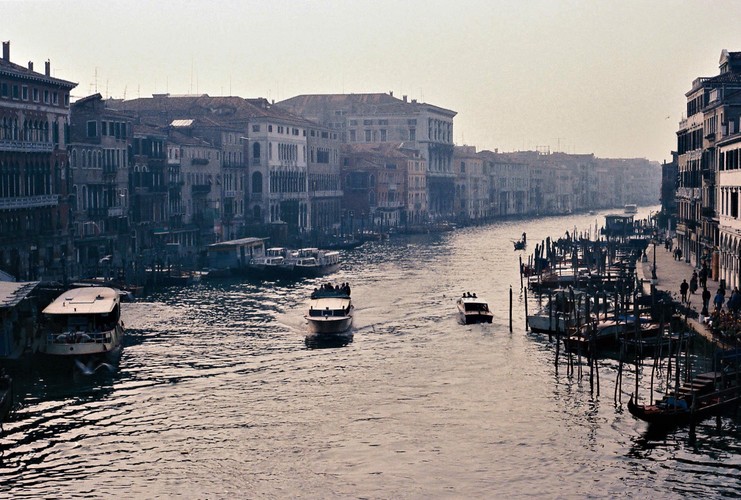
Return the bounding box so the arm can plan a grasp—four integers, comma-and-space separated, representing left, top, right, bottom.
642, 238, 730, 349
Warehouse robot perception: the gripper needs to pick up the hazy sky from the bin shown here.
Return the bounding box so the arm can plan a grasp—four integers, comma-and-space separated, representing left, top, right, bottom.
3, 0, 741, 162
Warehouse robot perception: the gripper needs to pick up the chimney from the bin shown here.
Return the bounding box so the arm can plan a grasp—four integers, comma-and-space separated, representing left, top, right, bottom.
2, 41, 9, 61
403, 95, 407, 102
411, 99, 417, 104
45, 59, 50, 76
28, 61, 33, 71
389, 91, 393, 97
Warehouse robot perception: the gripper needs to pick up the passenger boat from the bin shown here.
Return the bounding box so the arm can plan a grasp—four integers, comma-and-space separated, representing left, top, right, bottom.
456, 293, 493, 324
249, 247, 341, 279
39, 287, 125, 358
286, 248, 341, 278
628, 370, 740, 426
305, 284, 354, 334
248, 247, 289, 276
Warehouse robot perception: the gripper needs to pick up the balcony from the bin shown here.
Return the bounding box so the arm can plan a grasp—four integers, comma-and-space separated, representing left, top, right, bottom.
0, 194, 59, 210
192, 184, 211, 195
0, 139, 54, 153
108, 206, 124, 217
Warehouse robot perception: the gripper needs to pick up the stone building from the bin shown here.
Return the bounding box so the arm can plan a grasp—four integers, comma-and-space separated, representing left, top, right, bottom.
278, 92, 457, 220
0, 41, 76, 280
69, 93, 131, 278
676, 49, 741, 271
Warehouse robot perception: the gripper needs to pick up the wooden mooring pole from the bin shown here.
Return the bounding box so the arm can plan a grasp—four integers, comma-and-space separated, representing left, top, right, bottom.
509, 285, 513, 333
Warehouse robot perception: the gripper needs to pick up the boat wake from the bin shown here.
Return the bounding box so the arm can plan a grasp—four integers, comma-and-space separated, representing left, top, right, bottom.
74, 359, 116, 376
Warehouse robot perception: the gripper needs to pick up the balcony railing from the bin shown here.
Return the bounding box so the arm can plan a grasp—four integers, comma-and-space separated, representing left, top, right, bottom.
0, 139, 54, 153
0, 194, 59, 210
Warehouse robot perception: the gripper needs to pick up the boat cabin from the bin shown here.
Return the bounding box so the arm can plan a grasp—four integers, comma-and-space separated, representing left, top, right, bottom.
207, 237, 268, 270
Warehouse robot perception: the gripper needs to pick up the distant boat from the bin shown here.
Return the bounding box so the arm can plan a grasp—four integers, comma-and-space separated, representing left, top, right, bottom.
456, 293, 493, 324
624, 204, 638, 214
305, 285, 354, 334
39, 287, 125, 359
250, 247, 341, 279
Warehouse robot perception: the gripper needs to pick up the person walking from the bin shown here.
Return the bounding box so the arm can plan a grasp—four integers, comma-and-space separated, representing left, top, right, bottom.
690, 271, 698, 294
699, 265, 708, 289
701, 286, 711, 316
714, 288, 726, 313
680, 279, 689, 303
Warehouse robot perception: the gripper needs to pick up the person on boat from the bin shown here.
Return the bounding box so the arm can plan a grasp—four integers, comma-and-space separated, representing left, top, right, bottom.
680, 279, 689, 303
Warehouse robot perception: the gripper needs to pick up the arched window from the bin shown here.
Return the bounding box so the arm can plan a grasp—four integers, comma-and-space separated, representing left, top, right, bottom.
252, 171, 263, 193
253, 205, 261, 221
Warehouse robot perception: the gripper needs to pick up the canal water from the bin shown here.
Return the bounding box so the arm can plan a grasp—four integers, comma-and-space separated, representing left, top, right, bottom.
2, 207, 740, 498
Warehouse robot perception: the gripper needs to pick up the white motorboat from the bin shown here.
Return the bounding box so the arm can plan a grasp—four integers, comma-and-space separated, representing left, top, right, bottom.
40, 287, 125, 358
456, 293, 493, 324
305, 285, 353, 334
527, 288, 591, 334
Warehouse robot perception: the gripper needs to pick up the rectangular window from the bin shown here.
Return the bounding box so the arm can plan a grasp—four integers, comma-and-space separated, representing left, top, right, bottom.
44, 90, 49, 103
409, 128, 416, 141
365, 129, 372, 141
349, 120, 357, 126
349, 130, 356, 142
268, 125, 273, 132
21, 86, 28, 101
12, 85, 19, 99
252, 124, 260, 132
87, 120, 97, 138
0, 82, 8, 98
64, 93, 69, 107
33, 88, 39, 102
52, 92, 58, 105
101, 121, 108, 136
380, 129, 387, 141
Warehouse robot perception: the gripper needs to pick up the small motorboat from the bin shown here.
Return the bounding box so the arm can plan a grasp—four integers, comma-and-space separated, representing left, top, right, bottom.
456, 292, 493, 325
305, 284, 354, 334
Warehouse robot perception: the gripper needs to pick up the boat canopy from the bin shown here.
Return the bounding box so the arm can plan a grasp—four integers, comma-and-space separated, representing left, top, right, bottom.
43, 287, 119, 315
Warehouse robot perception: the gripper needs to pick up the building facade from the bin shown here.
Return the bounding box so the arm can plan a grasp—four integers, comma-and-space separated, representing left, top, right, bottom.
0, 42, 76, 280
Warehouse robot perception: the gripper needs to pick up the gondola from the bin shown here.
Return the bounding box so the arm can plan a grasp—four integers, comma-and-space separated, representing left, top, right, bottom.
627, 370, 740, 427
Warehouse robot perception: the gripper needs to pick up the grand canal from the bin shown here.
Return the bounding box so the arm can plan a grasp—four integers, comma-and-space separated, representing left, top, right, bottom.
1, 207, 740, 498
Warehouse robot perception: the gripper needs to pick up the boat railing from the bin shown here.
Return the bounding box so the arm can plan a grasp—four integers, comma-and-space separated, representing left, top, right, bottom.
48, 331, 113, 344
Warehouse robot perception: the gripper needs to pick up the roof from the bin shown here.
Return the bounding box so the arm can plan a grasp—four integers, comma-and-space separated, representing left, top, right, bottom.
42, 287, 119, 315
171, 119, 195, 128
110, 94, 317, 128
208, 237, 267, 249
0, 56, 77, 89
278, 92, 457, 118
0, 281, 39, 309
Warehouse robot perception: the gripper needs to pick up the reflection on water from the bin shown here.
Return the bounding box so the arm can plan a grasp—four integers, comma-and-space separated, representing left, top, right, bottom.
305, 332, 354, 349
1, 207, 740, 497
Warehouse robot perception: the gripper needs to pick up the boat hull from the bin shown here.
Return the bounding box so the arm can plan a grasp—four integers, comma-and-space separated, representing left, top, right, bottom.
460, 312, 494, 325
40, 325, 125, 358
306, 316, 353, 334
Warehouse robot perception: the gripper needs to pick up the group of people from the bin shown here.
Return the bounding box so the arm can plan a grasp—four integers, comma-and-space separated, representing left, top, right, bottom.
312, 282, 351, 298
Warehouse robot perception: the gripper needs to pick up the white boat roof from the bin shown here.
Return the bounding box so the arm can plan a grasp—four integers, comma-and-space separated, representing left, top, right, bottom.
43, 287, 119, 315
0, 281, 39, 309
309, 297, 352, 309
